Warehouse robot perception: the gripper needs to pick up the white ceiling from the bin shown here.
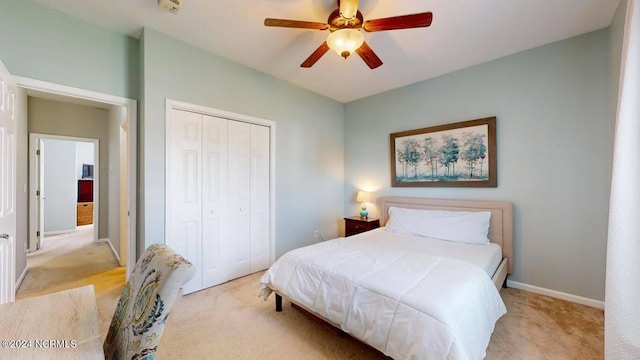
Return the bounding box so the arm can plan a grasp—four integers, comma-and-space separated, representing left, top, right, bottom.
31, 0, 621, 103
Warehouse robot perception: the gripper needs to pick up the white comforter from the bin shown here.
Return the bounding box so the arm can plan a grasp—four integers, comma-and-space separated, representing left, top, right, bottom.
259, 234, 506, 360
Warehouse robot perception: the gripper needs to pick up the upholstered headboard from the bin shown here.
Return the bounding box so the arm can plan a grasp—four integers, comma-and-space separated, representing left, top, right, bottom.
379, 196, 514, 274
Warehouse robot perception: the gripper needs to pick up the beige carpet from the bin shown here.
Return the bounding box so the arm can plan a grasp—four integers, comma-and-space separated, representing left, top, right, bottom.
16, 225, 126, 336
17, 233, 604, 359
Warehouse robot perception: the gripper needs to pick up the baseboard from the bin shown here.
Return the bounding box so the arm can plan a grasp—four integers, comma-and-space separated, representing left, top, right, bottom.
43, 229, 77, 236
506, 280, 604, 310
15, 267, 27, 290
98, 238, 121, 263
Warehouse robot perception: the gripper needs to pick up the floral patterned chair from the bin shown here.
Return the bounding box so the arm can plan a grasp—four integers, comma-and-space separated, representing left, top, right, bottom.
104, 243, 195, 360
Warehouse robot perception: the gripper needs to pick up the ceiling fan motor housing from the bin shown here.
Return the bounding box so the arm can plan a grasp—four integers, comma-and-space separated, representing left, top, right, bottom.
328, 9, 363, 30
158, 0, 181, 14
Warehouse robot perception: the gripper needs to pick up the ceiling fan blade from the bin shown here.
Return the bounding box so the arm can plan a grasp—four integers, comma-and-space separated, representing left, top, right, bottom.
264, 18, 329, 30
363, 12, 433, 32
301, 42, 330, 68
339, 0, 359, 19
355, 42, 383, 69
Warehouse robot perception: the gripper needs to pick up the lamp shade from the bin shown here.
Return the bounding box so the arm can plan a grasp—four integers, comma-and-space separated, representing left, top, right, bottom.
356, 191, 371, 202
327, 28, 364, 59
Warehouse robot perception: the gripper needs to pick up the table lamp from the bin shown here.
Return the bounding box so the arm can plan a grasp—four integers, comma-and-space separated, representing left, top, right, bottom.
356, 191, 371, 218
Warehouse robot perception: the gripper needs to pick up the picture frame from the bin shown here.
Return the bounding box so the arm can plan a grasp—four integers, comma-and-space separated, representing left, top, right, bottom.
390, 117, 497, 187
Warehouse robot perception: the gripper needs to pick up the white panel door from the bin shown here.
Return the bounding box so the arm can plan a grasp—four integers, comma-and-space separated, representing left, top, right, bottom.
227, 121, 251, 280
167, 109, 202, 295
167, 104, 272, 292
201, 115, 228, 288
250, 125, 270, 272
0, 60, 16, 304
42, 139, 76, 234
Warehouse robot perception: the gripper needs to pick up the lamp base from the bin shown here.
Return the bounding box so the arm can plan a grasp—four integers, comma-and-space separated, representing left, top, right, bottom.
360, 207, 368, 219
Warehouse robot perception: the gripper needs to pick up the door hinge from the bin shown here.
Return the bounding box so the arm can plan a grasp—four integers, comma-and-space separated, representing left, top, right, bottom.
36, 149, 40, 155
36, 231, 40, 237
36, 190, 40, 196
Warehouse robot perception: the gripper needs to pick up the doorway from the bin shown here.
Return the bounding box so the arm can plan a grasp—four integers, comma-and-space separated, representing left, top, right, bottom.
29, 134, 99, 250
17, 77, 137, 281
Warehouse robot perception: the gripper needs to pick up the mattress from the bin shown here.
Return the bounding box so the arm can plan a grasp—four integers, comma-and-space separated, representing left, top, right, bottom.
260, 229, 507, 359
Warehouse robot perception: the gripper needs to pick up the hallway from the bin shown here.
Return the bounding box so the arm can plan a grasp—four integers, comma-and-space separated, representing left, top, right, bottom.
16, 225, 125, 338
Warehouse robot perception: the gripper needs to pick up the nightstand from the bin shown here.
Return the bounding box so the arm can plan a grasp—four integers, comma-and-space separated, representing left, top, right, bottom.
344, 216, 380, 237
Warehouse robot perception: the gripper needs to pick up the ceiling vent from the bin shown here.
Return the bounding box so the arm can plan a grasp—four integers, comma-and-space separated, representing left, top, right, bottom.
158, 0, 181, 14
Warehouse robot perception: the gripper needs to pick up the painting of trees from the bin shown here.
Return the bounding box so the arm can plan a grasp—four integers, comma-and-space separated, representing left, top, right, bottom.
422, 137, 438, 177
461, 132, 487, 178
397, 138, 421, 178
390, 117, 497, 187
438, 135, 459, 177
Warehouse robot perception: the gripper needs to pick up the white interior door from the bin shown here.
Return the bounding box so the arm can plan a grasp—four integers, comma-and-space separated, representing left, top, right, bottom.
0, 60, 17, 304
166, 102, 274, 294
250, 124, 270, 272
167, 109, 203, 295
201, 115, 228, 288
227, 121, 251, 280
42, 139, 77, 235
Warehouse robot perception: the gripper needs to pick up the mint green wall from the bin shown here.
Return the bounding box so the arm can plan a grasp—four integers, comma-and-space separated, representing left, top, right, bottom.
610, 0, 627, 120
140, 29, 344, 257
0, 0, 137, 283
344, 30, 612, 301
0, 0, 344, 269
2, 0, 621, 302
0, 0, 139, 100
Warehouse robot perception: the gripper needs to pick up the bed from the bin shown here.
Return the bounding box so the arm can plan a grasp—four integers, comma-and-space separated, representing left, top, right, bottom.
260, 197, 514, 359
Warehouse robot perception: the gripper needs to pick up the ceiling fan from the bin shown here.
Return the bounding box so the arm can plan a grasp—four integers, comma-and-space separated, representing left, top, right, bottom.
264, 0, 433, 69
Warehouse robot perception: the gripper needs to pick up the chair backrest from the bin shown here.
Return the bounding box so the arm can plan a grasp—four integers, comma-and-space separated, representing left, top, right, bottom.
104, 243, 195, 360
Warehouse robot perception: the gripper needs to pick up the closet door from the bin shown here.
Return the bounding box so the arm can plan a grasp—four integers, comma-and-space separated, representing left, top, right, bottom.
250, 125, 270, 272
167, 109, 202, 295
227, 121, 251, 280
167, 105, 272, 292
201, 115, 229, 288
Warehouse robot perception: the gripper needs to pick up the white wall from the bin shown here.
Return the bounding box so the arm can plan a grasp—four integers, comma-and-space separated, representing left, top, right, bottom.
42, 139, 76, 233
344, 29, 612, 302
75, 142, 94, 179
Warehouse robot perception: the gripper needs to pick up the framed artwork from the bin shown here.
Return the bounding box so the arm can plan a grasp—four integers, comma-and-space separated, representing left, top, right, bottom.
390, 117, 497, 187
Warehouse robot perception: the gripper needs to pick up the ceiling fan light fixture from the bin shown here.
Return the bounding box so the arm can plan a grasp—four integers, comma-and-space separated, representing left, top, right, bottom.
327, 28, 364, 59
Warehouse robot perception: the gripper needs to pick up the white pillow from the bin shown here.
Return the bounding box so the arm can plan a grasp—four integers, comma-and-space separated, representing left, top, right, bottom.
385, 206, 491, 245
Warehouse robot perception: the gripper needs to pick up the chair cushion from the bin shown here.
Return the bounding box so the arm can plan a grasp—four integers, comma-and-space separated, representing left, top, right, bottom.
104, 243, 195, 360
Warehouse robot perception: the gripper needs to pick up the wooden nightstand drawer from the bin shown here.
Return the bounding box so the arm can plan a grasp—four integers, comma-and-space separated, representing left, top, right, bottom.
344, 216, 380, 237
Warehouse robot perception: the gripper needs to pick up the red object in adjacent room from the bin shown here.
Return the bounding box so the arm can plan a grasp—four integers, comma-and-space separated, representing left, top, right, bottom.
78, 179, 93, 203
